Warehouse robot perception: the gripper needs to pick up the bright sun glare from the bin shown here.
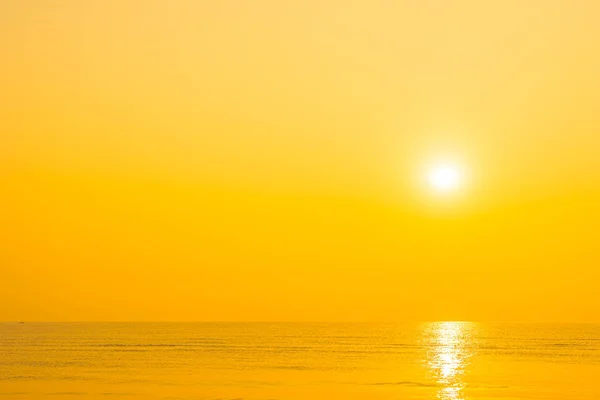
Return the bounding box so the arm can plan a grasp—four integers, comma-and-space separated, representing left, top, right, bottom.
428, 165, 462, 193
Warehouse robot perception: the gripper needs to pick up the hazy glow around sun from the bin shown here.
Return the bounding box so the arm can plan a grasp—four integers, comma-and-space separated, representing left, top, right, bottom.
428, 164, 462, 193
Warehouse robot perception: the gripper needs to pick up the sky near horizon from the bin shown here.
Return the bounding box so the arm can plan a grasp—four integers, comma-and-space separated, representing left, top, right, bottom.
2, 1, 600, 322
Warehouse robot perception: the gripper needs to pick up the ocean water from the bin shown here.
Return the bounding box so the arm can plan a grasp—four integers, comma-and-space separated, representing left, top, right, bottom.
1, 323, 599, 400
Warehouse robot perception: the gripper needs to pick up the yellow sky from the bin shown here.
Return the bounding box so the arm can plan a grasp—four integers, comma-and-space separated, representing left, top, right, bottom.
2, 1, 600, 322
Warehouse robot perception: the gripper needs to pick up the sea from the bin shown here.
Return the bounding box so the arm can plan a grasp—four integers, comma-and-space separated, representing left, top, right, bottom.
1, 322, 599, 400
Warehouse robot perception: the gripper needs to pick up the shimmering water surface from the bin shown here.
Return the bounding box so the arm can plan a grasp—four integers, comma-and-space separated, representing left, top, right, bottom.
1, 323, 599, 399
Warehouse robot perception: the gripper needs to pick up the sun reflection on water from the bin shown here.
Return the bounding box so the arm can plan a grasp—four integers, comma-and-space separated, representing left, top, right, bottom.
425, 322, 475, 400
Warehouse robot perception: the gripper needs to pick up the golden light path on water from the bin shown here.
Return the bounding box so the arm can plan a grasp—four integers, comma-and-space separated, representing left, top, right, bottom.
426, 322, 475, 400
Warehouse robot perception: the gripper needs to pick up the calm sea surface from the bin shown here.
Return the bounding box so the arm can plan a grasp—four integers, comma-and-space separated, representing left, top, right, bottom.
1, 323, 599, 400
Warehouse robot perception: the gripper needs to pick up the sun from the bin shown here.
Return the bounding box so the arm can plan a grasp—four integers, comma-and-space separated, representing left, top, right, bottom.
427, 164, 462, 193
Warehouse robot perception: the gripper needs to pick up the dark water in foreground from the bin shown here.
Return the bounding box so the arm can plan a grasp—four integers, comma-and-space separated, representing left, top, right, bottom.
1, 323, 599, 400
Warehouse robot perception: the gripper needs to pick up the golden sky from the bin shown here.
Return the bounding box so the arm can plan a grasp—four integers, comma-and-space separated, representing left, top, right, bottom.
2, 1, 600, 322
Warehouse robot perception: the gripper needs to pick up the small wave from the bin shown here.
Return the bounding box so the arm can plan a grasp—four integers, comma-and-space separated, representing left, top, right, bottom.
368, 381, 439, 388
1, 375, 41, 381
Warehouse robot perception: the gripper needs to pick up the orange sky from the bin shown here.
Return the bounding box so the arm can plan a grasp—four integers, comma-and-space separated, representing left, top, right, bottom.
2, 1, 600, 322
